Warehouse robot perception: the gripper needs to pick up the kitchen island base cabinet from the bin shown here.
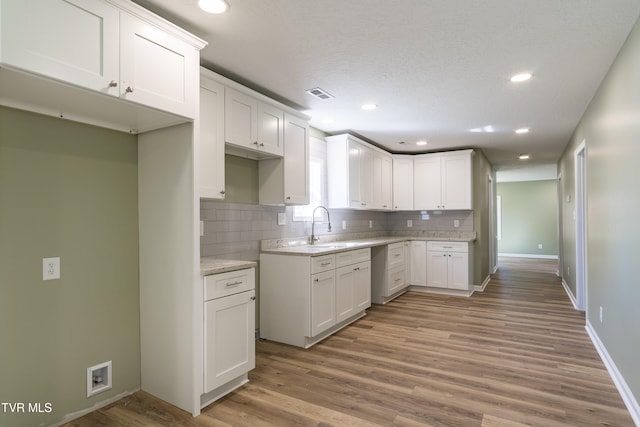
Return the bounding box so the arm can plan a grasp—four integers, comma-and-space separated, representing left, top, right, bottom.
260, 249, 371, 348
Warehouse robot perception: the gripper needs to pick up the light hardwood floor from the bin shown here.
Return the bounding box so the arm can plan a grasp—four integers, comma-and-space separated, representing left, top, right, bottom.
65, 257, 634, 426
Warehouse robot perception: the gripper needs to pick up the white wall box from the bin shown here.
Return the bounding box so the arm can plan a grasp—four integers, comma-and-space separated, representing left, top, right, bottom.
0, 0, 204, 133
259, 112, 310, 205
260, 248, 371, 348
371, 241, 410, 304
200, 69, 226, 200
326, 133, 393, 210
392, 156, 414, 210
414, 150, 474, 210
203, 268, 255, 403
224, 87, 284, 157
426, 241, 473, 295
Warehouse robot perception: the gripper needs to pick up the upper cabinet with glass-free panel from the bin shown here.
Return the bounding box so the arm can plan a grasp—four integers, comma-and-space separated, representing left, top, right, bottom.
414, 150, 474, 210
0, 0, 205, 131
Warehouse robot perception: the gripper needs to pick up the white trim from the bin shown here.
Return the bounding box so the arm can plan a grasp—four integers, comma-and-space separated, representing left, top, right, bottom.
498, 253, 558, 259
574, 140, 587, 311
51, 388, 140, 427
474, 274, 491, 292
585, 321, 640, 426
561, 278, 579, 310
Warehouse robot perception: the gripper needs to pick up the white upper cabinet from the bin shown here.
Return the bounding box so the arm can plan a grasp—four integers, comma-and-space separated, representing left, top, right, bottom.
392, 156, 414, 210
199, 71, 225, 200
0, 0, 205, 131
1, 0, 120, 95
225, 87, 284, 157
414, 150, 473, 210
259, 112, 310, 205
327, 133, 393, 210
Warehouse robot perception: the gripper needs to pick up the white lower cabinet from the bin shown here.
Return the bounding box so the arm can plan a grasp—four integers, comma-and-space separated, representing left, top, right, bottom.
410, 241, 427, 286
372, 241, 410, 304
203, 268, 255, 397
426, 241, 472, 291
260, 248, 370, 348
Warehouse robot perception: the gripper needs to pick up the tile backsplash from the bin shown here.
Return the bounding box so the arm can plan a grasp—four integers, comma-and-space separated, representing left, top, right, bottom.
200, 201, 474, 260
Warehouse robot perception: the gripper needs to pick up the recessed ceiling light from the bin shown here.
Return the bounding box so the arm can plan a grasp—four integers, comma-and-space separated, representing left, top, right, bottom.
515, 128, 530, 134
519, 154, 530, 160
361, 103, 377, 111
510, 73, 533, 83
198, 0, 229, 14
416, 140, 428, 146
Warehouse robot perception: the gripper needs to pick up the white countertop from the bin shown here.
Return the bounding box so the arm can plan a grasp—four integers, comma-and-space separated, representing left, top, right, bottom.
200, 257, 257, 276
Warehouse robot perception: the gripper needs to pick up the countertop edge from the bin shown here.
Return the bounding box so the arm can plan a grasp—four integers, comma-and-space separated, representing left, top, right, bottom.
200, 258, 257, 276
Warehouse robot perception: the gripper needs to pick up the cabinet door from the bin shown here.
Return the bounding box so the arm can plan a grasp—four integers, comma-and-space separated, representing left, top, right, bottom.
347, 139, 362, 208
359, 146, 374, 208
414, 155, 442, 210
200, 78, 225, 199
442, 154, 472, 210
427, 250, 448, 288
257, 102, 284, 156
353, 261, 371, 311
393, 157, 414, 210
225, 87, 258, 149
335, 265, 356, 323
410, 241, 427, 286
381, 155, 393, 210
283, 113, 309, 204
119, 12, 198, 119
204, 290, 256, 393
311, 270, 336, 336
448, 252, 469, 290
1, 0, 119, 95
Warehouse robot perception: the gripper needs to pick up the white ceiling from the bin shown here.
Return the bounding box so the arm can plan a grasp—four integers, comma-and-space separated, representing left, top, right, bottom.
133, 0, 640, 172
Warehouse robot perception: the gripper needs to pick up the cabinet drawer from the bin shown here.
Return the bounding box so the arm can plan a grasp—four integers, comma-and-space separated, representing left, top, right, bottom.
427, 241, 468, 253
388, 242, 406, 268
311, 254, 336, 274
387, 266, 407, 296
204, 268, 255, 301
336, 248, 371, 268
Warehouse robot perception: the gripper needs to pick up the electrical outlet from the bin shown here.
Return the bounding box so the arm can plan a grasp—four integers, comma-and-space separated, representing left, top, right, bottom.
407, 219, 413, 228
453, 220, 460, 228
368, 220, 373, 229
277, 212, 286, 226
43, 257, 60, 280
538, 243, 543, 249
599, 306, 603, 323
342, 220, 347, 230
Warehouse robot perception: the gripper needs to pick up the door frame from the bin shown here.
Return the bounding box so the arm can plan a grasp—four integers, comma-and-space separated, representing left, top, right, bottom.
574, 140, 587, 311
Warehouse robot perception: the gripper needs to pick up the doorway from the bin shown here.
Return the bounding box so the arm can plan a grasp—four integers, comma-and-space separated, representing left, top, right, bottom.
574, 141, 587, 311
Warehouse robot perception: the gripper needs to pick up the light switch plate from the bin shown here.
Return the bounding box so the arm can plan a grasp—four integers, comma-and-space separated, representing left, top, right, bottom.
277, 212, 286, 226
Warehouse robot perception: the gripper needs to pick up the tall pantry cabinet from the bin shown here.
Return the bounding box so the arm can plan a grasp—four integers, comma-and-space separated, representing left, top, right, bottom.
1, 0, 210, 418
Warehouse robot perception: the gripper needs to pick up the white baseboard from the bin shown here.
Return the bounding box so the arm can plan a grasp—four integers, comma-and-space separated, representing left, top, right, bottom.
585, 321, 640, 426
474, 274, 491, 292
498, 253, 559, 259
51, 387, 140, 427
561, 278, 580, 311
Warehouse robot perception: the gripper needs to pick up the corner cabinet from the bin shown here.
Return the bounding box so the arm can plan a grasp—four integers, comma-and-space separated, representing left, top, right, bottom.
260, 248, 371, 348
393, 155, 414, 210
414, 150, 474, 210
200, 70, 226, 200
0, 0, 202, 128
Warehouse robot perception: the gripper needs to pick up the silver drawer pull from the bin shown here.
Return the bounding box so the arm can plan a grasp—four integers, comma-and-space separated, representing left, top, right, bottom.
321, 262, 332, 266
225, 281, 243, 287
250, 296, 256, 301
394, 254, 401, 257
394, 278, 402, 282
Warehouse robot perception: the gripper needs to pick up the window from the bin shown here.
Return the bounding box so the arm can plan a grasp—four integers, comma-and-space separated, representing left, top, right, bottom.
293, 136, 327, 221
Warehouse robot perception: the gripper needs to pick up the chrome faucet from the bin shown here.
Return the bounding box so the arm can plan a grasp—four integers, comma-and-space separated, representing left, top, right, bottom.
310, 206, 332, 244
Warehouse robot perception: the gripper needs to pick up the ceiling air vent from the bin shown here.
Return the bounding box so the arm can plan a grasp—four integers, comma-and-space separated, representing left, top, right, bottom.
305, 87, 334, 100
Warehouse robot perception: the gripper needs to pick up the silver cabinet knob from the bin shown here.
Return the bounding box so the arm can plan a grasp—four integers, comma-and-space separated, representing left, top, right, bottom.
125, 86, 134, 93
109, 80, 118, 87
220, 190, 226, 195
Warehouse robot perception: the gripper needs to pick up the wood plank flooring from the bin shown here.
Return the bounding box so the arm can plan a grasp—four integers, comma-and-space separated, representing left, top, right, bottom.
64, 257, 634, 426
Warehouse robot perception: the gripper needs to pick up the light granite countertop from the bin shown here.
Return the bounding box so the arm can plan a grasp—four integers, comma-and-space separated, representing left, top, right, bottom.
200, 257, 257, 276
260, 233, 475, 256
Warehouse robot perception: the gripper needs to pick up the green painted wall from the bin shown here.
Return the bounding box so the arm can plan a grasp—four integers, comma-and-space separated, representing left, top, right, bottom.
559, 15, 640, 404
224, 154, 258, 204
497, 180, 558, 256
0, 107, 140, 426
